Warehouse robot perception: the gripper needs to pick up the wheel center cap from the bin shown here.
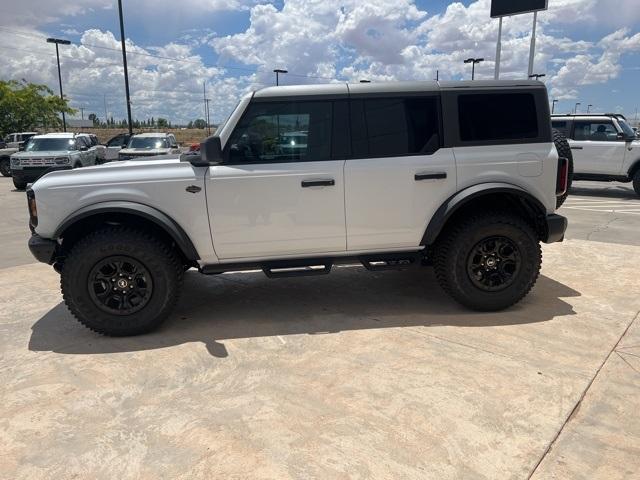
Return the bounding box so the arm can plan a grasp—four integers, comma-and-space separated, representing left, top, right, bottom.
486, 257, 497, 268
117, 279, 129, 289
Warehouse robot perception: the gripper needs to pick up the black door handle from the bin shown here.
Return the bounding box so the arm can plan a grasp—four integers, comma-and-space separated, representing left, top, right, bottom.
301, 179, 335, 187
415, 172, 447, 181
570, 146, 583, 150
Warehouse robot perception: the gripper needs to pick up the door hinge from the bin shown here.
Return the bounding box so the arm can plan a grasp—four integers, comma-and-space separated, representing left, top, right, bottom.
185, 185, 201, 194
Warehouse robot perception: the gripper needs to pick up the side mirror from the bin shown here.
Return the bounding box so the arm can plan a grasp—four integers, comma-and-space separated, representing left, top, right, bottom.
171, 144, 179, 149
80, 145, 88, 151
18, 143, 25, 151
190, 136, 222, 166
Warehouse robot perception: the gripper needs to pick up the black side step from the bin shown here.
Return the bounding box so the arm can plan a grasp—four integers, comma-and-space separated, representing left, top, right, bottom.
359, 253, 422, 271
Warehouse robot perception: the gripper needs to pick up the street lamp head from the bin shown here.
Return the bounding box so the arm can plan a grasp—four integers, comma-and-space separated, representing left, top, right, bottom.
46, 38, 71, 45
476, 58, 484, 63
359, 79, 371, 83
464, 58, 474, 64
273, 69, 288, 74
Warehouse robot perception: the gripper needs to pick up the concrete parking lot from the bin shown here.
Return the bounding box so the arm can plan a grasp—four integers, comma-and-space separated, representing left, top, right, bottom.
1, 177, 639, 479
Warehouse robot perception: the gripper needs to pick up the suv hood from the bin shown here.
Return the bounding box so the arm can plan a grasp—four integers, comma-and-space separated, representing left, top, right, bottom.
31, 157, 187, 190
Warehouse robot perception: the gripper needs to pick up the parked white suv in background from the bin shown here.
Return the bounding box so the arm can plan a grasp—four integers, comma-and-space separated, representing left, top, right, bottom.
26, 80, 568, 336
552, 113, 640, 196
118, 132, 181, 160
10, 132, 98, 189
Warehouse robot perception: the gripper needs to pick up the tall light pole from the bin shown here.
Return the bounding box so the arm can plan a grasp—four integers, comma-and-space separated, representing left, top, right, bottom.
46, 37, 70, 132
273, 69, 288, 86
587, 104, 593, 113
205, 98, 212, 136
528, 73, 545, 80
117, 0, 133, 135
574, 102, 581, 114
464, 58, 484, 80
551, 99, 558, 114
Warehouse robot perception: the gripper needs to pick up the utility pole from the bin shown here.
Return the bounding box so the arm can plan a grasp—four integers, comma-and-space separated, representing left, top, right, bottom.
205, 98, 212, 136
80, 107, 85, 120
103, 94, 108, 127
436, 70, 439, 81
46, 37, 70, 132
494, 16, 503, 79
273, 68, 288, 86
464, 58, 484, 80
527, 11, 538, 78
551, 99, 558, 114
117, 0, 133, 135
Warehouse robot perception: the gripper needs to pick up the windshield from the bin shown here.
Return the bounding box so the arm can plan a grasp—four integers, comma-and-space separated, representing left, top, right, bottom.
25, 138, 75, 152
128, 137, 169, 149
617, 119, 636, 138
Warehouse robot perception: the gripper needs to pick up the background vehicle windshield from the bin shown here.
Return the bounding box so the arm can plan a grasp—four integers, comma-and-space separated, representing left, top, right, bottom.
618, 119, 636, 138
128, 137, 168, 149
24, 138, 75, 152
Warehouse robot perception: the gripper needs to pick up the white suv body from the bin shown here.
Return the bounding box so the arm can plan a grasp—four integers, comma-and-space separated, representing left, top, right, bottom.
26, 80, 568, 336
552, 114, 640, 195
10, 132, 98, 189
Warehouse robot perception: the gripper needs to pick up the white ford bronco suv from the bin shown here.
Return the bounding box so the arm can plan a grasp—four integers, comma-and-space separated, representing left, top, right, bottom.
551, 113, 640, 196
26, 80, 568, 336
11, 132, 98, 190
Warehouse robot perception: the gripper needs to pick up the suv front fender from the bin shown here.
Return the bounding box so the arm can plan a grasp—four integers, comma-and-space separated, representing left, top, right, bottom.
53, 201, 200, 261
421, 182, 549, 245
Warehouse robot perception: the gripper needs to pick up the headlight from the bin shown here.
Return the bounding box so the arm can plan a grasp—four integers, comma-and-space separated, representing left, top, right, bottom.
55, 156, 70, 165
11, 157, 19, 166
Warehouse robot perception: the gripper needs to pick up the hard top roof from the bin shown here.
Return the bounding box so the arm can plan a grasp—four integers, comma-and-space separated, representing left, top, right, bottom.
34, 132, 75, 138
253, 80, 545, 99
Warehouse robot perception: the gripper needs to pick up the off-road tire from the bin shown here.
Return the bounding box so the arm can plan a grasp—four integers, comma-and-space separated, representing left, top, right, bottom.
0, 158, 10, 177
633, 169, 640, 197
553, 128, 573, 208
61, 227, 183, 336
434, 212, 542, 311
12, 178, 27, 190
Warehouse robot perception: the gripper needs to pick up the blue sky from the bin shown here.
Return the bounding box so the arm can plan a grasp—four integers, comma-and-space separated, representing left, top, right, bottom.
1, 0, 639, 124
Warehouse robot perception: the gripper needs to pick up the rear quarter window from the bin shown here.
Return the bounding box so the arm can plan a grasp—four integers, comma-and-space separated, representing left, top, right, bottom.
458, 93, 538, 142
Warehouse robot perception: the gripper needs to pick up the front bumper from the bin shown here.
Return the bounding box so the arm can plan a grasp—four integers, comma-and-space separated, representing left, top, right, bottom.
543, 214, 568, 243
12, 165, 71, 183
28, 234, 58, 264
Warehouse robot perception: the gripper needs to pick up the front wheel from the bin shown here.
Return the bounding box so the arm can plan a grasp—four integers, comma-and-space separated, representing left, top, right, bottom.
61, 227, 184, 336
434, 212, 541, 311
0, 158, 11, 177
12, 177, 27, 190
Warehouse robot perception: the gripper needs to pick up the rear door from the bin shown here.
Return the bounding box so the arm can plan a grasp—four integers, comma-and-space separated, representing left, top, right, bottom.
344, 95, 457, 251
105, 134, 128, 160
570, 120, 626, 174
206, 98, 348, 260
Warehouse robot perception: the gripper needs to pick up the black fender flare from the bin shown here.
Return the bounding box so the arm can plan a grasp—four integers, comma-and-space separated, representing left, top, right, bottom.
420, 182, 547, 245
54, 201, 200, 261
628, 158, 640, 179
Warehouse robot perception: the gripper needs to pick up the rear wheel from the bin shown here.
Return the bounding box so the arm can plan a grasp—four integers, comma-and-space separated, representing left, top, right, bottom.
553, 128, 573, 208
61, 227, 183, 336
434, 212, 541, 311
0, 158, 10, 177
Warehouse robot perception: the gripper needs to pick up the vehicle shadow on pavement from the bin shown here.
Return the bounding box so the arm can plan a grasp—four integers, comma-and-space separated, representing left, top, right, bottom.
29, 268, 579, 358
569, 184, 638, 199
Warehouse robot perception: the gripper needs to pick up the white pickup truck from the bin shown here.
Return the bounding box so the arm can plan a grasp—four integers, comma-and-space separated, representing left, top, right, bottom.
25, 80, 568, 336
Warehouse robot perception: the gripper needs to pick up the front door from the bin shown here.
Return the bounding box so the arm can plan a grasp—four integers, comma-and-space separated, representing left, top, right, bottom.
570, 120, 626, 174
206, 99, 347, 260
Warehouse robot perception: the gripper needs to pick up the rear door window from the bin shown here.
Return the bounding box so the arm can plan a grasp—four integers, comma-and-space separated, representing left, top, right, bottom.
458, 93, 538, 142
350, 97, 440, 158
551, 120, 570, 137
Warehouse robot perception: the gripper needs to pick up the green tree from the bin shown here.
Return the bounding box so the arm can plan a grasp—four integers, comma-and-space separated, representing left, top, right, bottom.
0, 80, 75, 134
88, 113, 99, 126
157, 117, 168, 128
192, 118, 206, 129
